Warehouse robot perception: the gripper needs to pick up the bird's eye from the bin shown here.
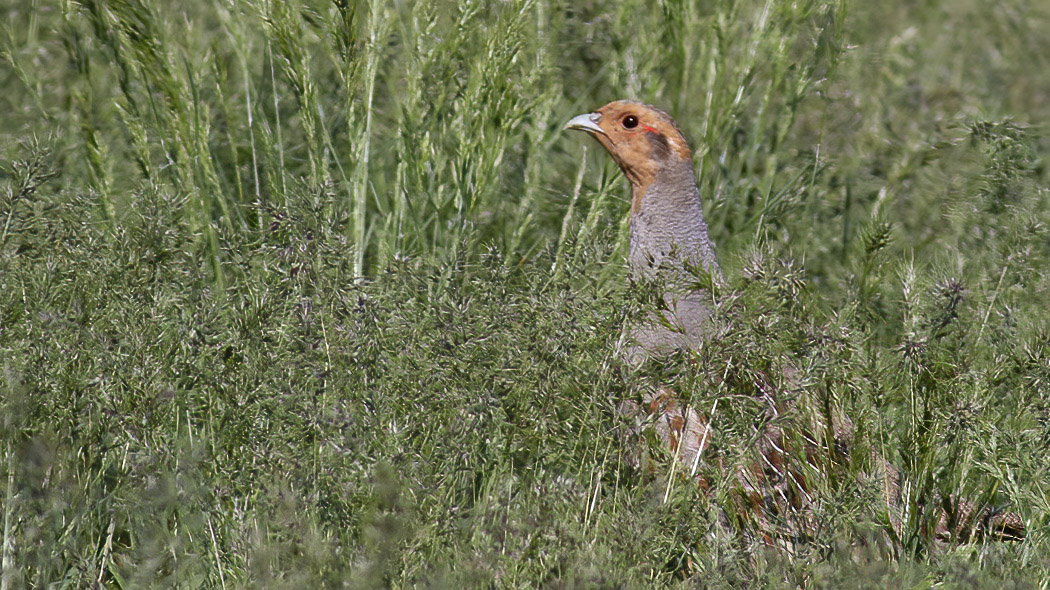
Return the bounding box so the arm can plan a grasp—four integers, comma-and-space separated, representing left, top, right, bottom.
622, 115, 639, 129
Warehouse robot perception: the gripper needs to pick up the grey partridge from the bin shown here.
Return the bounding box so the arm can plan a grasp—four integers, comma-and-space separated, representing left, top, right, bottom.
565, 100, 1025, 545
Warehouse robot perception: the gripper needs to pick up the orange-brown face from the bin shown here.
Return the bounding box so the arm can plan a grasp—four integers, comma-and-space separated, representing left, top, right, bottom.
564, 100, 693, 190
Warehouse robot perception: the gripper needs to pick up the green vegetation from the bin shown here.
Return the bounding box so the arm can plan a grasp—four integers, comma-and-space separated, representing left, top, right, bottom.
2, 0, 1049, 586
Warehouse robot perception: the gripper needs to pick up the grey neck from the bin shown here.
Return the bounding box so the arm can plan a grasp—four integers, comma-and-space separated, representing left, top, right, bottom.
628, 163, 720, 286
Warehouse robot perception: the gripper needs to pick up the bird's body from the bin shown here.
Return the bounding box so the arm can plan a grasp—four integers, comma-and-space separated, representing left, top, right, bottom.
565, 100, 1025, 545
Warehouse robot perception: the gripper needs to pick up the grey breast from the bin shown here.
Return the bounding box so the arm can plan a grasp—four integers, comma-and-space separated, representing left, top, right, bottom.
623, 167, 721, 364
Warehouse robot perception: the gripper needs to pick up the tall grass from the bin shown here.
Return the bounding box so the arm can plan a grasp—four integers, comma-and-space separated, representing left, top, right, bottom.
2, 0, 1049, 586
5, 0, 858, 279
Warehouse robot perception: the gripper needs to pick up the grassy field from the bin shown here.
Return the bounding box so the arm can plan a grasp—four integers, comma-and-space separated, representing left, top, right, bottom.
2, 0, 1050, 586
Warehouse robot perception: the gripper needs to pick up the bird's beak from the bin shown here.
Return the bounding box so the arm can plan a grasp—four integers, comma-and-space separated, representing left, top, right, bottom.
564, 112, 606, 136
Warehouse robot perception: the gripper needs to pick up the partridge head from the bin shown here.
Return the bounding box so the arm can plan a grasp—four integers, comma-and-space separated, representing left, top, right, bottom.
565, 101, 720, 284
